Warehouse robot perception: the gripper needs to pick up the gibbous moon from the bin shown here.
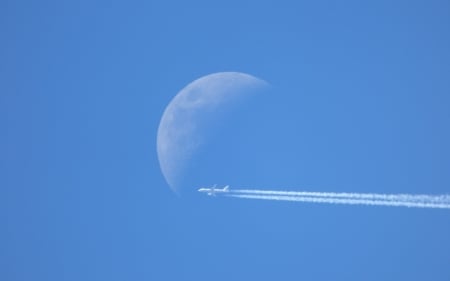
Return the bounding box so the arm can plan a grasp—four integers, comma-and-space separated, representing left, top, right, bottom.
157, 72, 268, 193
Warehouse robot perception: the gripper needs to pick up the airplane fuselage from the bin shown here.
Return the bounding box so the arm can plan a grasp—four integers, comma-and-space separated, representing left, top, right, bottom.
198, 185, 229, 196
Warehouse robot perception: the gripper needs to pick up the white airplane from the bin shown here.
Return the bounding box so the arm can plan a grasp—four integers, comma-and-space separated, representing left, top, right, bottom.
198, 185, 230, 196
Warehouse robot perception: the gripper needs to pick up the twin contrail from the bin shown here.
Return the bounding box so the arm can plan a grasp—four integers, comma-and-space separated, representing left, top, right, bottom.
224, 189, 450, 209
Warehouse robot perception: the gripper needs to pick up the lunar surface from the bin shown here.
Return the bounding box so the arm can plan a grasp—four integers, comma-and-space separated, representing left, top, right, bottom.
157, 72, 268, 193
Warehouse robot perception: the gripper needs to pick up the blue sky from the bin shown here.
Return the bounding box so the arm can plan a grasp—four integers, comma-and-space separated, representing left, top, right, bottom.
2, 1, 450, 280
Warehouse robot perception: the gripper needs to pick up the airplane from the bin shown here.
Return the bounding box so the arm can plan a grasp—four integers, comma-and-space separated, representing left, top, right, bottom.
198, 185, 230, 196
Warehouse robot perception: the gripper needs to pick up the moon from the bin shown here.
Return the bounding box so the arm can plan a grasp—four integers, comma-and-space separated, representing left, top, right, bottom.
157, 72, 269, 194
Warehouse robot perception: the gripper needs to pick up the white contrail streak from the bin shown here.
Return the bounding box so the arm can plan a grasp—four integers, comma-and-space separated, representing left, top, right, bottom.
221, 188, 450, 209
226, 194, 450, 209
230, 189, 450, 204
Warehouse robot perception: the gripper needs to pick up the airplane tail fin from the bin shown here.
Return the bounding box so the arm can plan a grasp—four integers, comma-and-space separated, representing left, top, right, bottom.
224, 185, 229, 191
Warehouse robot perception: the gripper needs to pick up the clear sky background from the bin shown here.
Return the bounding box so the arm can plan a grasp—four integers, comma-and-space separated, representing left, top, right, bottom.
2, 1, 450, 280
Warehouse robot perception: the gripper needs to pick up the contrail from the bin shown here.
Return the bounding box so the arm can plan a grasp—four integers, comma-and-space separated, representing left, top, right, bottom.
224, 189, 450, 209
230, 189, 450, 204
226, 194, 450, 209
